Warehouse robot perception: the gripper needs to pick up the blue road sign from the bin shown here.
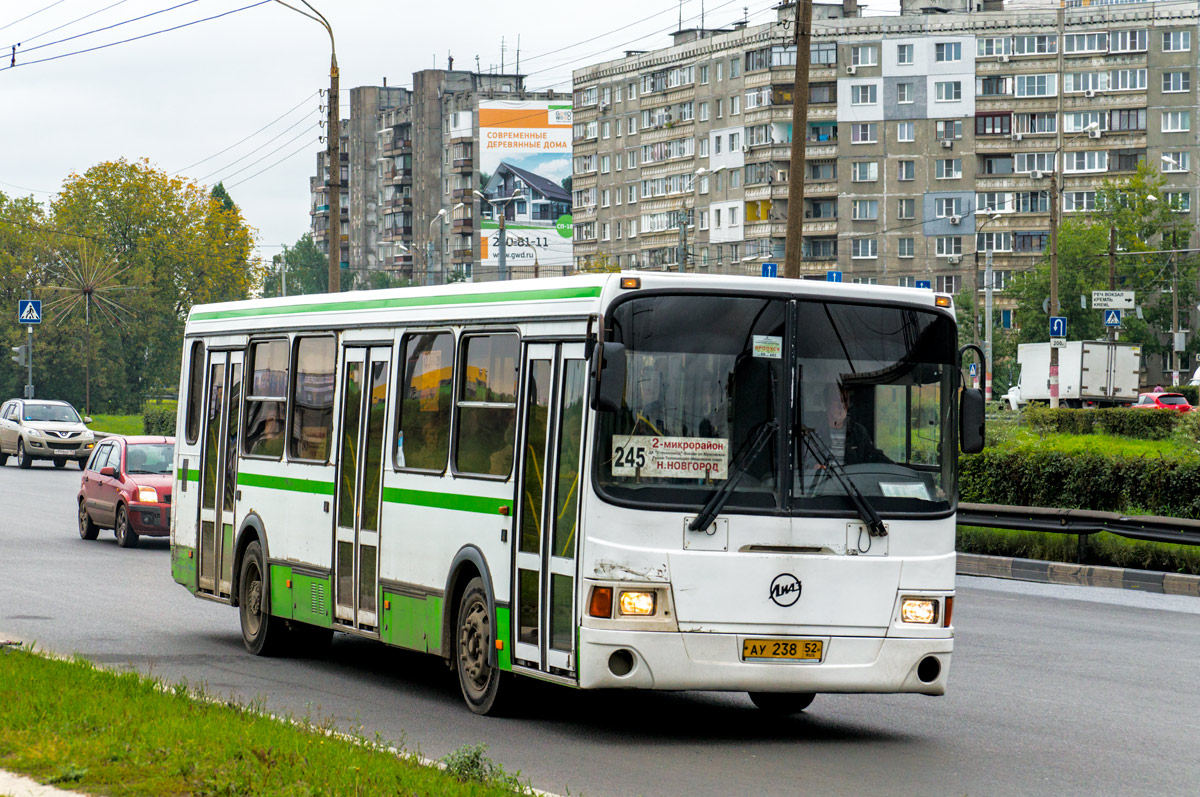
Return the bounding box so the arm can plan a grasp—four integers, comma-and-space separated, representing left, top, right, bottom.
969, 363, 977, 377
761, 262, 778, 278
18, 299, 41, 324
826, 270, 842, 283
1104, 309, 1122, 328
1050, 316, 1067, 338
915, 279, 932, 290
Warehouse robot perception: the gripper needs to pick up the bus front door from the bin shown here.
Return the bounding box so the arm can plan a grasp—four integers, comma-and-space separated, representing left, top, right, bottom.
197, 349, 243, 598
513, 342, 587, 676
333, 345, 390, 632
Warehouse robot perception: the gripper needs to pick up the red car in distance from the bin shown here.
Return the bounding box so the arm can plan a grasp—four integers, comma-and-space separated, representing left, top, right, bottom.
1131, 392, 1192, 413
77, 436, 175, 548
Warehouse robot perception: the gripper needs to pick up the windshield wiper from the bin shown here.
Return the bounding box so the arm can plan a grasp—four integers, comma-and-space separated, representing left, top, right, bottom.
799, 427, 888, 538
689, 420, 778, 533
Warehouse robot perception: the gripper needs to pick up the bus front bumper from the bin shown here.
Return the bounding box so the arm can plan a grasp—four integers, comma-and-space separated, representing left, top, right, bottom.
577, 628, 952, 695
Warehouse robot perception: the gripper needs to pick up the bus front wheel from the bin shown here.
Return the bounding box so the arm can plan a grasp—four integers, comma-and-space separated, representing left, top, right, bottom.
455, 577, 508, 716
748, 691, 816, 715
238, 540, 288, 656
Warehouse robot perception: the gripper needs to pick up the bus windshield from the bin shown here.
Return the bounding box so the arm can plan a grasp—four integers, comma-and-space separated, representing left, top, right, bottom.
596, 294, 957, 516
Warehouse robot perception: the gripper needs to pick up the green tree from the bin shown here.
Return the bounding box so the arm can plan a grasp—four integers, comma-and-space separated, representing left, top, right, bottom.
1009, 165, 1199, 372
211, 182, 236, 212
38, 158, 259, 412
261, 233, 327, 297
0, 192, 53, 401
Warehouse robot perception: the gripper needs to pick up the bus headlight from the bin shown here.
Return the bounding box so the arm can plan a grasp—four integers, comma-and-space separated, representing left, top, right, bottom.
618, 591, 656, 616
901, 597, 939, 624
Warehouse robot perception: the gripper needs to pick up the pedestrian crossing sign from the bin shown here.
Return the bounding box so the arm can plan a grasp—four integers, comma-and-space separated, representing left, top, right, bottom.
18, 299, 41, 324
1104, 309, 1122, 328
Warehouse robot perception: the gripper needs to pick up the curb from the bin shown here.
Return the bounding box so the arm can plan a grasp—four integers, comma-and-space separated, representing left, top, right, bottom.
0, 769, 88, 796
957, 552, 1200, 597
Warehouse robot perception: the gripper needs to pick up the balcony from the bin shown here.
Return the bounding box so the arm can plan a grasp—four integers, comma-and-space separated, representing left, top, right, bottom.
452, 248, 474, 263
451, 218, 474, 233
452, 158, 473, 173
451, 187, 474, 200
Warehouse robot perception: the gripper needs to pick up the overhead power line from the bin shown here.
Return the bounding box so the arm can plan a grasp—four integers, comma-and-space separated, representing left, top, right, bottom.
0, 0, 271, 73
227, 138, 320, 189
13, 0, 134, 47
208, 123, 321, 185
0, 0, 69, 34
175, 91, 319, 174
197, 113, 320, 182
6, 0, 202, 57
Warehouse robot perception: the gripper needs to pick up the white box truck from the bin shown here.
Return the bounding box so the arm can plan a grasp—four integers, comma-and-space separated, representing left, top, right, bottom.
1006, 341, 1141, 409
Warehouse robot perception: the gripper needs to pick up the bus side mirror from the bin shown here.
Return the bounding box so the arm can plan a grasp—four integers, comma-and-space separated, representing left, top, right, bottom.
960, 388, 985, 454
591, 342, 626, 413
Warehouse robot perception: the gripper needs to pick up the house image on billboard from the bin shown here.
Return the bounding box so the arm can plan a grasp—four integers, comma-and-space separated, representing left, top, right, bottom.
480, 161, 571, 225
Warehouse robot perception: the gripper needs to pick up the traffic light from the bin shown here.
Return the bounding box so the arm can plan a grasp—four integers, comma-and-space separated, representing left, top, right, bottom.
10, 344, 27, 367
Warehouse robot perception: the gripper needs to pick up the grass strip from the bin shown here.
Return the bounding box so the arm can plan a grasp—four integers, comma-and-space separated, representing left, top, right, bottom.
0, 645, 527, 796
86, 414, 143, 437
958, 527, 1200, 576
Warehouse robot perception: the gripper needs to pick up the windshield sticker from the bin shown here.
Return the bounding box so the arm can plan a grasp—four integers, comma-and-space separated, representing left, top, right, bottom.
752, 335, 782, 359
612, 436, 729, 479
880, 482, 931, 500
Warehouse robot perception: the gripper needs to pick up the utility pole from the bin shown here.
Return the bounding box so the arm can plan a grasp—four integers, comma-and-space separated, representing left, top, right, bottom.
783, 0, 813, 280
1049, 170, 1061, 409
271, 2, 339, 292
498, 210, 508, 281
985, 247, 994, 402
1108, 224, 1117, 343
1172, 234, 1180, 385
327, 57, 341, 293
678, 209, 688, 272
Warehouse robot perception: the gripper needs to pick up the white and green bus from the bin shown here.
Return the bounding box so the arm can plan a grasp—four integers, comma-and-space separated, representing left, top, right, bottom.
170, 273, 984, 715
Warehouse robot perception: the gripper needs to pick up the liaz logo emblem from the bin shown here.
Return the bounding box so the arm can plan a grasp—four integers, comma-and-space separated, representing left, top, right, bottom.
769, 573, 802, 607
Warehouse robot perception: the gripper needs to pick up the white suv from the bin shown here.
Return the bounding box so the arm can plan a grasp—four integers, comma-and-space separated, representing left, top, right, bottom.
0, 399, 96, 469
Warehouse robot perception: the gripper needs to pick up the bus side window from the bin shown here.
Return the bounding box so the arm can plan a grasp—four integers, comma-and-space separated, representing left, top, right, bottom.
396, 331, 454, 472
185, 340, 205, 445
244, 339, 289, 459
289, 336, 336, 462
454, 333, 519, 477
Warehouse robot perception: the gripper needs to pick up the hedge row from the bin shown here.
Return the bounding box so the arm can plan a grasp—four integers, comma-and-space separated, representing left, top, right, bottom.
960, 448, 1200, 519
1022, 405, 1180, 439
142, 402, 177, 436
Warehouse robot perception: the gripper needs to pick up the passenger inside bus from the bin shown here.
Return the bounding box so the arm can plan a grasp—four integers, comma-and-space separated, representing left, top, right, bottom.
805, 381, 891, 471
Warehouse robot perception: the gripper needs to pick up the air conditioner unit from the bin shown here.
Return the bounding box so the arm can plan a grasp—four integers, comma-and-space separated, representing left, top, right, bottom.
999, 54, 1010, 62
1012, 133, 1023, 141
1031, 170, 1044, 179
846, 65, 857, 75
949, 255, 963, 264
1088, 129, 1102, 138
949, 214, 962, 225
940, 140, 953, 149
742, 145, 749, 153
1084, 89, 1096, 98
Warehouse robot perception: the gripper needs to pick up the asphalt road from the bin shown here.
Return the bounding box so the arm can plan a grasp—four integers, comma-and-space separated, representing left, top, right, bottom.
2, 459, 1199, 796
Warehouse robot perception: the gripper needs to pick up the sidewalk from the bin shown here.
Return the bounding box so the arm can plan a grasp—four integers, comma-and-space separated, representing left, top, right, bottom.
0, 769, 87, 797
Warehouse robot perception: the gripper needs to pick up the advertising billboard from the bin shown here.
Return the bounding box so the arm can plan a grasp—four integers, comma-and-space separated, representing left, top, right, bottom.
477, 100, 573, 274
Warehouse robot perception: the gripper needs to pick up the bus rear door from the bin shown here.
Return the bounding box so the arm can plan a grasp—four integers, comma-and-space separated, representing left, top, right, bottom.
197, 349, 243, 598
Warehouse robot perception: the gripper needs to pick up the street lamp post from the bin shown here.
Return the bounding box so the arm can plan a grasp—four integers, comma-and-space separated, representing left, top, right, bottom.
974, 212, 1003, 401
474, 189, 522, 280
274, 1, 339, 293
1045, 122, 1099, 408
428, 209, 448, 286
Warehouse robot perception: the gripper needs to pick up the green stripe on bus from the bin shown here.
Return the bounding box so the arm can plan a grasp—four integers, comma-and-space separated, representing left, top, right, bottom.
190, 285, 602, 321
382, 487, 511, 515
237, 471, 336, 495
177, 468, 200, 483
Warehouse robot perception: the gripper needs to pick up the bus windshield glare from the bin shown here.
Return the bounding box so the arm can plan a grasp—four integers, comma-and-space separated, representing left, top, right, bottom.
597, 294, 958, 516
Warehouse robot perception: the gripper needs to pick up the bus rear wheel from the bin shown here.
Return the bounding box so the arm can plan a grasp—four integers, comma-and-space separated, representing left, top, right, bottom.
455, 577, 508, 716
748, 691, 816, 715
238, 540, 289, 656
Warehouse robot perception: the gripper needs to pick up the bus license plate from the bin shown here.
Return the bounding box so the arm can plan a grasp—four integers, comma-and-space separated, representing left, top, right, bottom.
742, 638, 823, 662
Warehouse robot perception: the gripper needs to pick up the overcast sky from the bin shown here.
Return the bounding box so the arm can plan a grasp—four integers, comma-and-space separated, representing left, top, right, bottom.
1, 0, 898, 260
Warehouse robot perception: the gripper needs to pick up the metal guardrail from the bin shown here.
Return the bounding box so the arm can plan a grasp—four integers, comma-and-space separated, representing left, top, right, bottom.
958, 502, 1200, 546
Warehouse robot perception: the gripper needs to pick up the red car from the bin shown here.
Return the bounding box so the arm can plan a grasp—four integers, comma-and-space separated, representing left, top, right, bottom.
1131, 392, 1192, 412
77, 436, 175, 548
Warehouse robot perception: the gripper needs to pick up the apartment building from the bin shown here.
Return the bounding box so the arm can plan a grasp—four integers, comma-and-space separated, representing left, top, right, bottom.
310, 71, 568, 285
570, 0, 1200, 301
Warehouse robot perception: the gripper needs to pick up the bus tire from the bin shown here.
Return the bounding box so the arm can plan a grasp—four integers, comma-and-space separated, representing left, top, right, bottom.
455, 577, 508, 716
748, 691, 816, 715
238, 540, 288, 656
